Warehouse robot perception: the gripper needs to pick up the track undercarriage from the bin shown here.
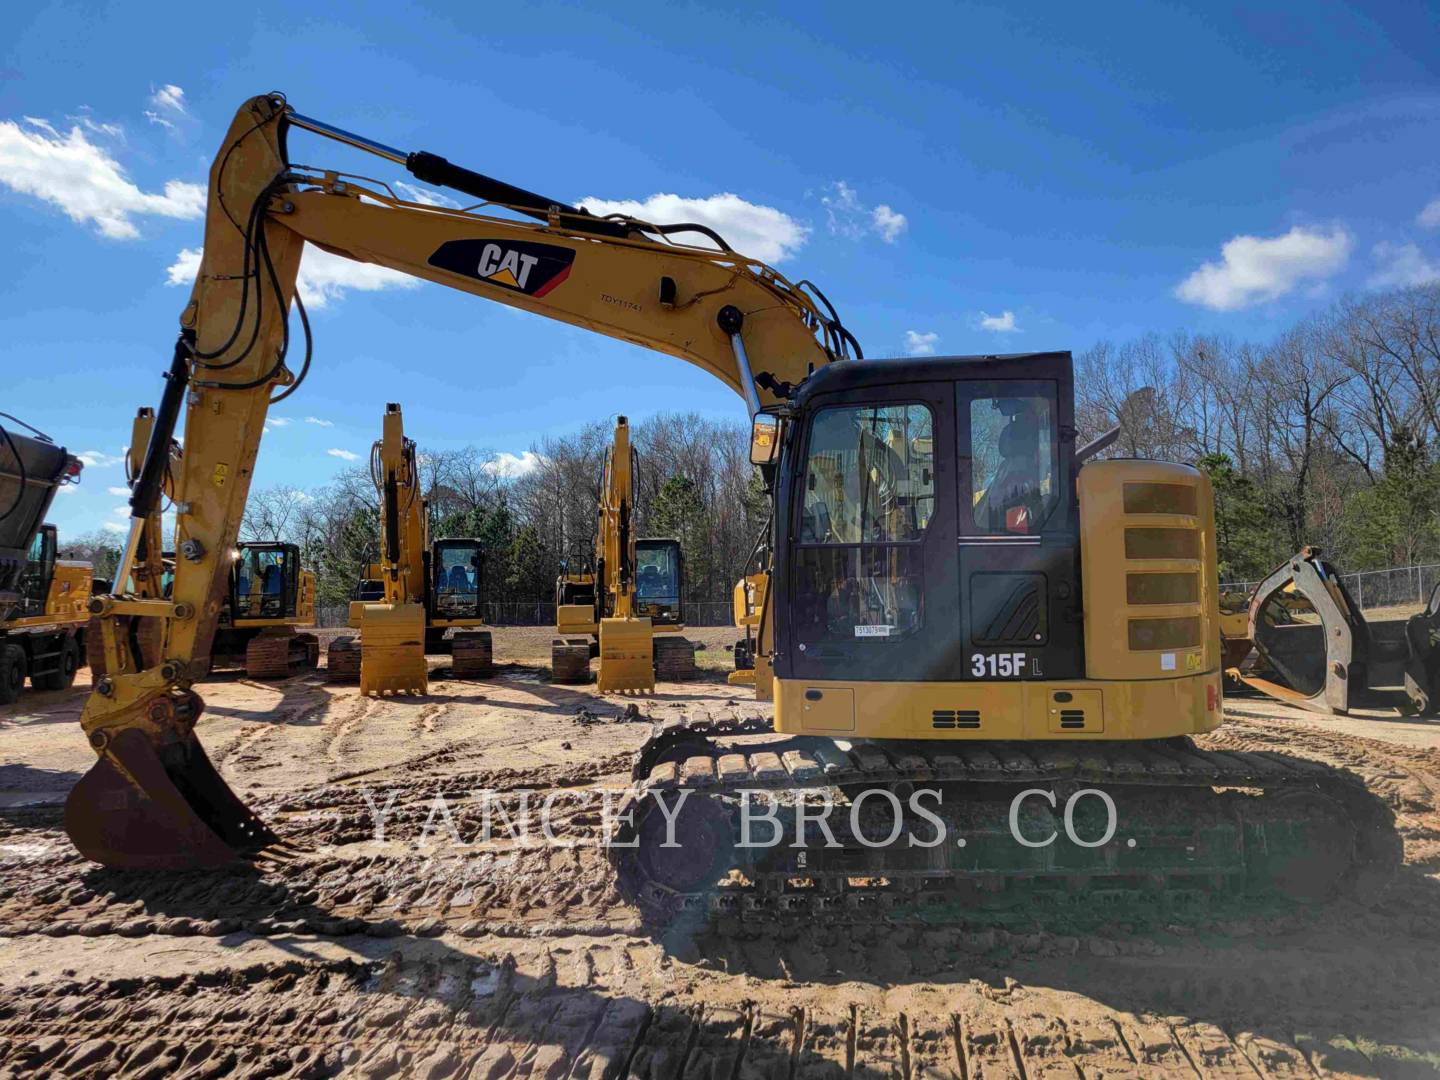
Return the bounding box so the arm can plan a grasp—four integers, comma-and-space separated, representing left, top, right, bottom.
610, 718, 1401, 923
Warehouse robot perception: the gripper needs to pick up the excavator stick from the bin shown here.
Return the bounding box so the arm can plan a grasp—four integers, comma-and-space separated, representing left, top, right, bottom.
1231, 547, 1440, 716
64, 689, 281, 869
597, 616, 654, 693
359, 602, 428, 695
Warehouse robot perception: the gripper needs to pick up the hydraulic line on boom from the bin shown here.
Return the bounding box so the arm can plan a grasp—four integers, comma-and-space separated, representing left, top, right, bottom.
65, 93, 846, 867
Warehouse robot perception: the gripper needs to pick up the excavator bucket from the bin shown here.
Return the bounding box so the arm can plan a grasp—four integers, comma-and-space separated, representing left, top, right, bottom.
1231, 547, 1440, 716
597, 617, 654, 693
64, 691, 281, 869
359, 601, 428, 695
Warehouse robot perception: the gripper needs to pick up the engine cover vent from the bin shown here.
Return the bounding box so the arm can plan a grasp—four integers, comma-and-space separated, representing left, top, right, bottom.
933, 709, 981, 730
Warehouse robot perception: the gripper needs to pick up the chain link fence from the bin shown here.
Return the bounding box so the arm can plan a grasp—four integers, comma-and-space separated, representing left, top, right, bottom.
315, 599, 738, 629
1221, 562, 1440, 613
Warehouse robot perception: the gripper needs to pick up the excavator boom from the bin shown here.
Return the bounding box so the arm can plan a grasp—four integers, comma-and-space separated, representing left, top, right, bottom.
595, 417, 653, 693
68, 94, 850, 868
359, 404, 429, 695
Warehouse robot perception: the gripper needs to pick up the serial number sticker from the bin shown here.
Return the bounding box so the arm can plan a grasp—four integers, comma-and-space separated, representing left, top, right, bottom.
1161, 652, 1176, 671
854, 625, 894, 638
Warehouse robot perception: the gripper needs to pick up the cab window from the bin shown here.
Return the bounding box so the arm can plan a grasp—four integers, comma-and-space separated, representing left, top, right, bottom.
800, 405, 934, 544
433, 543, 481, 618
635, 544, 680, 601
794, 404, 934, 643
967, 390, 1059, 534
234, 547, 289, 618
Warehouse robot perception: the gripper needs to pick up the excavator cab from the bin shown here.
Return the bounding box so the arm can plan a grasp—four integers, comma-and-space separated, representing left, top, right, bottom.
633, 538, 683, 626
430, 539, 483, 621
213, 542, 319, 677
13, 525, 59, 620
227, 542, 302, 622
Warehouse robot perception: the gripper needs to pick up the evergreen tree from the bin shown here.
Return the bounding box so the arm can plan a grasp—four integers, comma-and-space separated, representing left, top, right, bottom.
1197, 453, 1275, 581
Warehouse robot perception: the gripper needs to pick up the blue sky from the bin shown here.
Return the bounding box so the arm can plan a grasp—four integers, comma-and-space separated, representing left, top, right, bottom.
3, 0, 1438, 540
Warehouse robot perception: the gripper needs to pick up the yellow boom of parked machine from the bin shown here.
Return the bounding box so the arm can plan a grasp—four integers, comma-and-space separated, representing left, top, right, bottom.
325, 403, 490, 693
61, 93, 1399, 915
94, 407, 319, 680
552, 416, 692, 691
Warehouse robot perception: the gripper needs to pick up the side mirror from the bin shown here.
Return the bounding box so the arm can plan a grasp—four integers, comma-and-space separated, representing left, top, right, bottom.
749, 415, 782, 466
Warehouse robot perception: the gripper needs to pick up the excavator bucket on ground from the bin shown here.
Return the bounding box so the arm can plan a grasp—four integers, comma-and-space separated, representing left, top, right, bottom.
597, 616, 654, 693
1229, 547, 1440, 716
359, 601, 428, 695
64, 689, 282, 869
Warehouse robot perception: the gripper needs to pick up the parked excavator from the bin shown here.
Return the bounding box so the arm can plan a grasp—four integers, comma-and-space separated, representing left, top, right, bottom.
552, 416, 694, 689
90, 407, 320, 680
63, 95, 1399, 917
326, 403, 490, 692
213, 541, 320, 677
0, 414, 89, 703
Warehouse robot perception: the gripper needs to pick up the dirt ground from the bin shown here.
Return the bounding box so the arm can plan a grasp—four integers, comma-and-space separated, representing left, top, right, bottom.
3, 627, 1440, 1078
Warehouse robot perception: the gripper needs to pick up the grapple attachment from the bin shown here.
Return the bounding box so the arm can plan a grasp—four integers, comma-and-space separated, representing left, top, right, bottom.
1232, 547, 1440, 716
597, 616, 654, 693
64, 689, 281, 869
359, 601, 428, 695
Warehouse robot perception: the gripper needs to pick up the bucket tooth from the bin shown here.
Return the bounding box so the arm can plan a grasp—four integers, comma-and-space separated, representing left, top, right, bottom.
359, 601, 428, 695
597, 617, 654, 694
64, 690, 279, 869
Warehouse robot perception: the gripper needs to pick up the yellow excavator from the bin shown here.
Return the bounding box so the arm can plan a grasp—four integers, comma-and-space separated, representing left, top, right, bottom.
212, 542, 319, 677
93, 408, 320, 681
326, 403, 490, 693
552, 416, 693, 690
62, 94, 1396, 914
0, 415, 89, 702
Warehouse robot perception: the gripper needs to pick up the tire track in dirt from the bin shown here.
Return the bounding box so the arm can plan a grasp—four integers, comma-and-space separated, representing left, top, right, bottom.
410, 700, 451, 736
323, 692, 382, 762
2, 946, 1429, 1079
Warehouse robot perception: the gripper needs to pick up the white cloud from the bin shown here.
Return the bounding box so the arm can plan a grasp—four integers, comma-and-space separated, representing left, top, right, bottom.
327, 448, 360, 461
76, 449, 124, 468
395, 181, 461, 209
166, 243, 419, 309
903, 330, 940, 356
871, 205, 908, 244
0, 117, 204, 239
1418, 198, 1440, 230
57, 484, 78, 496
1369, 242, 1440, 289
149, 85, 187, 116
979, 310, 1020, 333
483, 451, 542, 479
111, 505, 130, 517
305, 416, 334, 427
106, 485, 130, 496
266, 416, 292, 427
66, 110, 123, 140
576, 193, 809, 264
102, 521, 127, 533
144, 111, 173, 131
821, 181, 908, 244
1174, 225, 1352, 311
